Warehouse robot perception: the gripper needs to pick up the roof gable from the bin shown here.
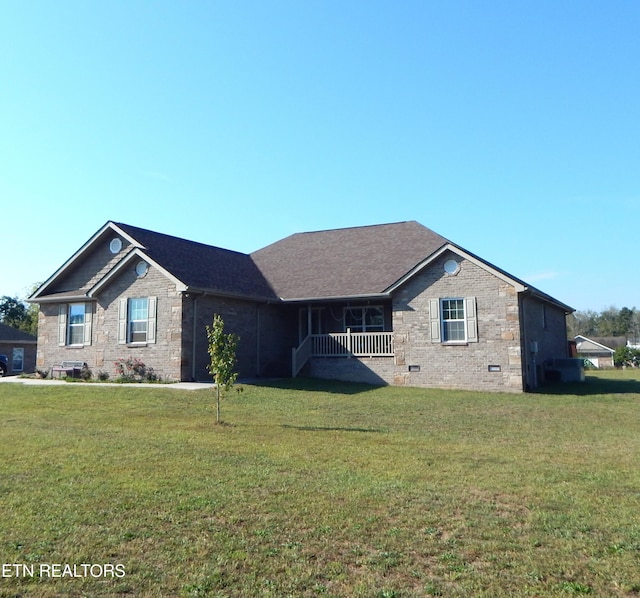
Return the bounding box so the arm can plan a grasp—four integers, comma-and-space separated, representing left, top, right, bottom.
31, 221, 278, 302
575, 335, 626, 352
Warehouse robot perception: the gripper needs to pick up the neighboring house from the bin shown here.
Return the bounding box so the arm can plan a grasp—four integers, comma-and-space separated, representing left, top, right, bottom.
0, 322, 37, 375
29, 220, 573, 392
574, 335, 627, 368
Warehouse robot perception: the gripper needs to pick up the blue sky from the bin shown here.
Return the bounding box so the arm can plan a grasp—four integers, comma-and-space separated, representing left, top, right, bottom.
1, 1, 638, 312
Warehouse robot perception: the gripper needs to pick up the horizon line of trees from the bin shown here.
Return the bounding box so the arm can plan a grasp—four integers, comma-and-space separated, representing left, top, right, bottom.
0, 294, 39, 336
568, 306, 639, 344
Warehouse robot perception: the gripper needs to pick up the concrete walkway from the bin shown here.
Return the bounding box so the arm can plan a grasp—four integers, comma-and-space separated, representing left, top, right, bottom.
0, 375, 214, 391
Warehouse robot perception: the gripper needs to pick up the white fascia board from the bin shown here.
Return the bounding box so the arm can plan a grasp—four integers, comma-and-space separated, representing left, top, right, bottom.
109, 223, 146, 249
574, 336, 615, 353
29, 221, 143, 300
89, 248, 188, 296
384, 243, 527, 294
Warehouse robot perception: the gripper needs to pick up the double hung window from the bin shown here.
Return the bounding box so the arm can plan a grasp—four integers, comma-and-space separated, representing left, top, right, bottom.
118, 297, 157, 344
58, 303, 92, 346
441, 299, 466, 342
429, 297, 478, 343
344, 306, 384, 332
128, 298, 149, 343
68, 303, 86, 345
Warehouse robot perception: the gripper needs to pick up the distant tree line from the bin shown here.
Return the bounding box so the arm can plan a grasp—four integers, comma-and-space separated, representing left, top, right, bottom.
0, 294, 39, 336
568, 306, 640, 344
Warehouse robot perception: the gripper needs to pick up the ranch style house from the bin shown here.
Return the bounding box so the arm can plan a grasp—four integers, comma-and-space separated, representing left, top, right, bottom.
29, 220, 573, 392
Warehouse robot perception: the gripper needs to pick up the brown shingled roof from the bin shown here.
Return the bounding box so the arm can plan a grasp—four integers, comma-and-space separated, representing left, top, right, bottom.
0, 322, 37, 343
251, 221, 449, 300
113, 223, 278, 300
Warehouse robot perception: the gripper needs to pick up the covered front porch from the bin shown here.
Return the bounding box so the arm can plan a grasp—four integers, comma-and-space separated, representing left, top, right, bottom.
292, 330, 395, 376
291, 302, 395, 376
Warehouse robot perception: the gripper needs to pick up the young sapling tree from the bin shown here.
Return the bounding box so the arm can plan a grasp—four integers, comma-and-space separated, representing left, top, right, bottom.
206, 314, 239, 424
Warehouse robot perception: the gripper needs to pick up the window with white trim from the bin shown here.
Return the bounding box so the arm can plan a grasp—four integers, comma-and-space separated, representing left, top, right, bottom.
441, 299, 466, 342
118, 297, 157, 344
429, 297, 478, 343
128, 298, 149, 343
344, 306, 384, 332
68, 303, 86, 345
57, 302, 92, 346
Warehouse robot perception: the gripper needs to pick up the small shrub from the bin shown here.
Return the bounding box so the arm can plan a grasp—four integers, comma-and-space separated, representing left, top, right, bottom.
80, 365, 92, 381
114, 357, 159, 383
97, 371, 110, 381
115, 357, 146, 382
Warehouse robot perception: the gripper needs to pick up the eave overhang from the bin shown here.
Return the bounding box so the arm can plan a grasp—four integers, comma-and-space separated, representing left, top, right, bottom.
280, 293, 390, 304
182, 287, 279, 304
522, 288, 574, 314
28, 292, 94, 304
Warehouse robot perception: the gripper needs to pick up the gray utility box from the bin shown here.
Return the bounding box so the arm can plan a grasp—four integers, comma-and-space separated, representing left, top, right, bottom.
544, 358, 585, 383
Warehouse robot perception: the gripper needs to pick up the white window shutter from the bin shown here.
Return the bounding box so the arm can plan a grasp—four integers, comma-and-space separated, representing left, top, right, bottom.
465, 297, 478, 343
147, 296, 157, 344
83, 302, 93, 345
58, 304, 67, 346
118, 299, 127, 344
429, 298, 441, 343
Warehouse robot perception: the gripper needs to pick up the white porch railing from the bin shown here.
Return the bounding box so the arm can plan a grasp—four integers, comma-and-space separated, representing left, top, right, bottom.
312, 330, 395, 357
292, 330, 394, 377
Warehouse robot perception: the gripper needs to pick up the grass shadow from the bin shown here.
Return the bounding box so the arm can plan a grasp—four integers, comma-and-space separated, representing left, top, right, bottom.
281, 424, 386, 433
538, 375, 640, 396
248, 377, 382, 395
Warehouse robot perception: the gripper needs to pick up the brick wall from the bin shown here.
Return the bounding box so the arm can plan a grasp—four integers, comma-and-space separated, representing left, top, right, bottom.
310, 251, 526, 392
309, 356, 394, 385
37, 263, 184, 381
392, 252, 524, 392
519, 295, 570, 387
179, 295, 296, 381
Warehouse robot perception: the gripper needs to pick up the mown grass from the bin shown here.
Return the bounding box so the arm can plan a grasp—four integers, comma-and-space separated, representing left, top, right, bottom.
1, 370, 640, 597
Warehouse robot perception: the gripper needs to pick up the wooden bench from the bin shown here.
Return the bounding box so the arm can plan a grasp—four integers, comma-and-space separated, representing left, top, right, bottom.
51, 361, 87, 379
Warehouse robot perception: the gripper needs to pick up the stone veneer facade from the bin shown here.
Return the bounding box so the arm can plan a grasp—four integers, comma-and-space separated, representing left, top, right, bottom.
37, 264, 185, 381
309, 251, 569, 392
35, 233, 569, 391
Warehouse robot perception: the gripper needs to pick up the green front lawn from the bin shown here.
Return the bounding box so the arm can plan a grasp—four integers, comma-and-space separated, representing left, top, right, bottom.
2, 371, 640, 597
